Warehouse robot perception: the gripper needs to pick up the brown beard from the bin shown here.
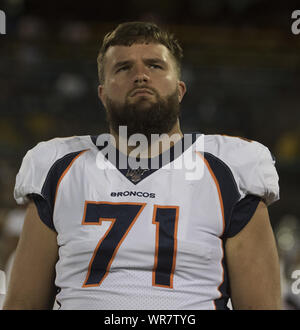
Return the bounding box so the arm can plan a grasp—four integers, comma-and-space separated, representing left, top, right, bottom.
104, 88, 180, 141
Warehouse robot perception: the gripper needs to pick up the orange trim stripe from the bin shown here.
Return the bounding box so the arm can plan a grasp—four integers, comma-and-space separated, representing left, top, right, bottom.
211, 239, 225, 310
54, 149, 89, 203
152, 206, 160, 287
196, 151, 226, 309
195, 151, 225, 236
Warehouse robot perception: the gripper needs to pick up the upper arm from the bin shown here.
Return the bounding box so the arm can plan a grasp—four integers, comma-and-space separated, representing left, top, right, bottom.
225, 201, 282, 309
3, 202, 58, 310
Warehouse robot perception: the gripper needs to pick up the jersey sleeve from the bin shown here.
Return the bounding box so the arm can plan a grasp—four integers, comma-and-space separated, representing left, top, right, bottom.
14, 141, 58, 205
231, 139, 279, 206
14, 136, 92, 230
249, 144, 279, 206
204, 135, 279, 238
225, 194, 261, 238
205, 135, 280, 206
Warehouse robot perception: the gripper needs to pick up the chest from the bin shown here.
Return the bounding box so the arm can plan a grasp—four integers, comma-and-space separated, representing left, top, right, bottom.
53, 157, 224, 287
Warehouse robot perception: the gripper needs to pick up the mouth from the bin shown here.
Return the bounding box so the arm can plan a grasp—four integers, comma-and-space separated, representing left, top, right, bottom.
130, 88, 154, 97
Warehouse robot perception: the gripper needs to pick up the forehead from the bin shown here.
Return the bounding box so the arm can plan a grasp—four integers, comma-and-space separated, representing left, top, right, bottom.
104, 43, 174, 67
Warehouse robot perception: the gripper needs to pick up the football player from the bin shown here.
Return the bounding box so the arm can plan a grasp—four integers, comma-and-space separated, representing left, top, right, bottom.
3, 22, 281, 309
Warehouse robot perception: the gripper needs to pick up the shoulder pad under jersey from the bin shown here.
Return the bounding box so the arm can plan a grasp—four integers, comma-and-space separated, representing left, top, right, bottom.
14, 136, 94, 205
203, 134, 279, 205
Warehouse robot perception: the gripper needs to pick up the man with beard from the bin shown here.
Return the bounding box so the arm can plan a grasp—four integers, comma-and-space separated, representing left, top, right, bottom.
4, 22, 281, 310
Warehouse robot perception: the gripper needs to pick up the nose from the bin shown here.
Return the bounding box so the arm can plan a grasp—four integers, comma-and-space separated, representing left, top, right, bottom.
133, 62, 150, 85
134, 73, 150, 85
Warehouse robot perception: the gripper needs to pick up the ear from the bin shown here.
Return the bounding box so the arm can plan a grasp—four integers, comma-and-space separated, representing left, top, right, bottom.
98, 84, 107, 108
177, 81, 187, 103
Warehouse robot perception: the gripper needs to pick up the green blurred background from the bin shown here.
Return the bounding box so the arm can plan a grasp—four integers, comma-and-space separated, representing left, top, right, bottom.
0, 0, 299, 308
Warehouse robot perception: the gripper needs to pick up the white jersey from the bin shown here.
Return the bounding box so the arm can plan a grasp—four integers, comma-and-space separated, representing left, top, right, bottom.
14, 133, 279, 309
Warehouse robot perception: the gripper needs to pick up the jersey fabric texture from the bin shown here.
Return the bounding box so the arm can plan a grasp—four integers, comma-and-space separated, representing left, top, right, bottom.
14, 133, 279, 310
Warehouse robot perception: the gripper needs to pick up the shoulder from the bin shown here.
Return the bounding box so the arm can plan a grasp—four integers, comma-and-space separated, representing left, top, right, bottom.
14, 136, 95, 204
204, 134, 270, 160
22, 135, 95, 175
202, 134, 279, 205
28, 135, 95, 163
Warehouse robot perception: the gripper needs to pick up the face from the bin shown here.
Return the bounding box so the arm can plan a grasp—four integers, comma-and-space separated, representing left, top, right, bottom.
98, 42, 186, 139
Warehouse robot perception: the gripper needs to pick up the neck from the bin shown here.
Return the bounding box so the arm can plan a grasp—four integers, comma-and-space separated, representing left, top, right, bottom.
109, 120, 183, 158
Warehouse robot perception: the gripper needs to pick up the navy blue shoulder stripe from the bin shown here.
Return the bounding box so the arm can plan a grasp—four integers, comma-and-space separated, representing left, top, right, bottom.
203, 152, 262, 309
203, 152, 261, 238
202, 152, 240, 310
30, 150, 87, 232
203, 152, 241, 236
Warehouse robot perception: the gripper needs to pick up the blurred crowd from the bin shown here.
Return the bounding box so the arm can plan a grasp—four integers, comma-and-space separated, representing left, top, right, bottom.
0, 0, 300, 309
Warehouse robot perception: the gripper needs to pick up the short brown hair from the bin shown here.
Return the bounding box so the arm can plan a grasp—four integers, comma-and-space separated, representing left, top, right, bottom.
97, 21, 183, 84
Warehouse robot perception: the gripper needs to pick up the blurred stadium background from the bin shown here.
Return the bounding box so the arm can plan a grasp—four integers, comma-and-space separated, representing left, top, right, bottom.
0, 0, 299, 309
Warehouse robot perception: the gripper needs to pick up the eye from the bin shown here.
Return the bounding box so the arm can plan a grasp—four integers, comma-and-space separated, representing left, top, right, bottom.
149, 64, 162, 69
116, 66, 130, 73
